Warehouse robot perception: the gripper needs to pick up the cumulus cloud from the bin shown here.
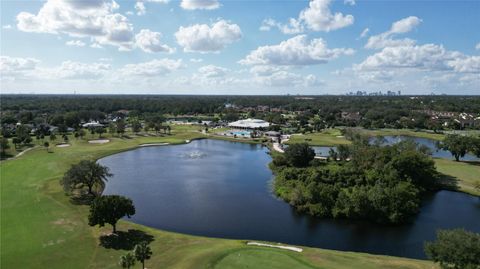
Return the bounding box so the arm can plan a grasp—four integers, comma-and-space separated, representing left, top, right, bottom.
175, 20, 242, 53
135, 2, 146, 15
66, 40, 86, 47
261, 0, 353, 34
53, 61, 111, 79
118, 59, 183, 77
180, 0, 220, 10
365, 16, 421, 49
259, 18, 304, 34
0, 56, 40, 79
250, 67, 321, 88
189, 58, 203, 63
240, 35, 354, 66
299, 0, 354, 32
197, 65, 228, 78
355, 43, 479, 74
135, 29, 175, 53
16, 0, 134, 50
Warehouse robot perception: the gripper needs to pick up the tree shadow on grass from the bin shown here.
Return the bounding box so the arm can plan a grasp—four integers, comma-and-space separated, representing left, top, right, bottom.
69, 193, 96, 205
460, 160, 480, 167
99, 229, 154, 250
437, 173, 460, 192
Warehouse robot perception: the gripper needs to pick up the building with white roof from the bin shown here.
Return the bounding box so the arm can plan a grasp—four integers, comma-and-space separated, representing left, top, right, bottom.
82, 121, 104, 128
228, 118, 270, 129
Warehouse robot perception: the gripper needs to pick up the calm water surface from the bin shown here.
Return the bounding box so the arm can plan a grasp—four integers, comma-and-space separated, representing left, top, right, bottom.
100, 139, 480, 259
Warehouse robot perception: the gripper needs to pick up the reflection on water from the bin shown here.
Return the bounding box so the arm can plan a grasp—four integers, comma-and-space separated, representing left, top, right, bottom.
180, 151, 207, 159
100, 139, 480, 259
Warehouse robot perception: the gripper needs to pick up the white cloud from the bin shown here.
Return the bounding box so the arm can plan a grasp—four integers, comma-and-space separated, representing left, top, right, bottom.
259, 18, 276, 31
189, 58, 203, 63
2, 25, 12, 30
90, 43, 103, 49
135, 29, 175, 53
262, 0, 353, 34
344, 0, 356, 6
135, 2, 146, 15
476, 42, 480, 50
299, 0, 354, 32
448, 56, 480, 73
365, 16, 421, 49
390, 16, 422, 34
251, 68, 321, 88
180, 0, 220, 10
66, 40, 86, 47
197, 65, 228, 78
240, 35, 354, 66
259, 18, 304, 34
16, 0, 134, 50
53, 61, 111, 79
118, 59, 183, 77
0, 56, 40, 79
359, 28, 369, 39
175, 20, 242, 53
356, 43, 480, 74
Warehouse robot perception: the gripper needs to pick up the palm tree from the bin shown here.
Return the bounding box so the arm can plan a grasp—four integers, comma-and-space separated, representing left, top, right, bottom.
119, 252, 136, 269
134, 242, 152, 269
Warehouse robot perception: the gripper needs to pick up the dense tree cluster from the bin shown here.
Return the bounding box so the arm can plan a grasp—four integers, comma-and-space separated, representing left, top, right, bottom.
271, 140, 439, 224
425, 229, 480, 269
439, 134, 480, 161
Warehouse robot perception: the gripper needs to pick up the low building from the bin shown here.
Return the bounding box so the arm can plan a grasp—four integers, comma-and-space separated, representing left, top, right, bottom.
82, 121, 104, 128
264, 131, 281, 142
228, 118, 270, 129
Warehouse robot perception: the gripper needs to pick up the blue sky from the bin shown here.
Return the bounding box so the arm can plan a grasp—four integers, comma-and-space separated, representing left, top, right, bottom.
1, 0, 479, 95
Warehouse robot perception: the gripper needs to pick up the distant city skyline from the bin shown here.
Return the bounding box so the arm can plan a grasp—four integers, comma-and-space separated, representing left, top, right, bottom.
1, 0, 479, 95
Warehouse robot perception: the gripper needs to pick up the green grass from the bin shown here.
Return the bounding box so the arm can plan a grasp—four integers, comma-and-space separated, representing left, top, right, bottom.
435, 158, 480, 196
1, 128, 438, 269
358, 129, 445, 141
286, 130, 351, 146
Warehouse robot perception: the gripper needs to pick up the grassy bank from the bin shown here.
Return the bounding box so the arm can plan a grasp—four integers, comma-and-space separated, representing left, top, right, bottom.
435, 159, 480, 196
1, 128, 439, 268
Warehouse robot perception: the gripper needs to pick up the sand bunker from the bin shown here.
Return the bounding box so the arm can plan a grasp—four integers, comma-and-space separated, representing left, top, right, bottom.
56, 143, 71, 148
139, 143, 169, 147
88, 139, 110, 144
246, 242, 303, 252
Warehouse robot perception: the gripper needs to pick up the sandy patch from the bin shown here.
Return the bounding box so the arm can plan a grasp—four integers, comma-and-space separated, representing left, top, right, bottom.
247, 242, 303, 252
139, 143, 169, 147
88, 139, 110, 144
56, 143, 71, 148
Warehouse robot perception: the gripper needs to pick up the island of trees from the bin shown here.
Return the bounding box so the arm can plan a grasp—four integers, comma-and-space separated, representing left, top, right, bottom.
271, 136, 439, 224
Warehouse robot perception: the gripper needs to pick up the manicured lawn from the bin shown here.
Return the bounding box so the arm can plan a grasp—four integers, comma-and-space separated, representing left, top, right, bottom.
435, 158, 480, 196
286, 130, 351, 146
359, 129, 445, 141
1, 128, 438, 269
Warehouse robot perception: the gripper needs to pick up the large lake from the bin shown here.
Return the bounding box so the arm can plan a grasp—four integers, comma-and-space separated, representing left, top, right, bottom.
100, 139, 480, 259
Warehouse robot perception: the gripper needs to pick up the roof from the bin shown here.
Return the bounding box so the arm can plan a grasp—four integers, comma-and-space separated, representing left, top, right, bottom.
228, 118, 270, 129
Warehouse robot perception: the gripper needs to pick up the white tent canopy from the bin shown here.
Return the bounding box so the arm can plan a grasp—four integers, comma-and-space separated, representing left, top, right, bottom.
228, 118, 270, 129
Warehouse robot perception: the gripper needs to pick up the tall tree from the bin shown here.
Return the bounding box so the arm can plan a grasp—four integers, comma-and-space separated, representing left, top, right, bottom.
61, 160, 112, 196
425, 229, 480, 269
440, 134, 471, 161
284, 143, 315, 167
134, 242, 152, 269
88, 195, 135, 233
